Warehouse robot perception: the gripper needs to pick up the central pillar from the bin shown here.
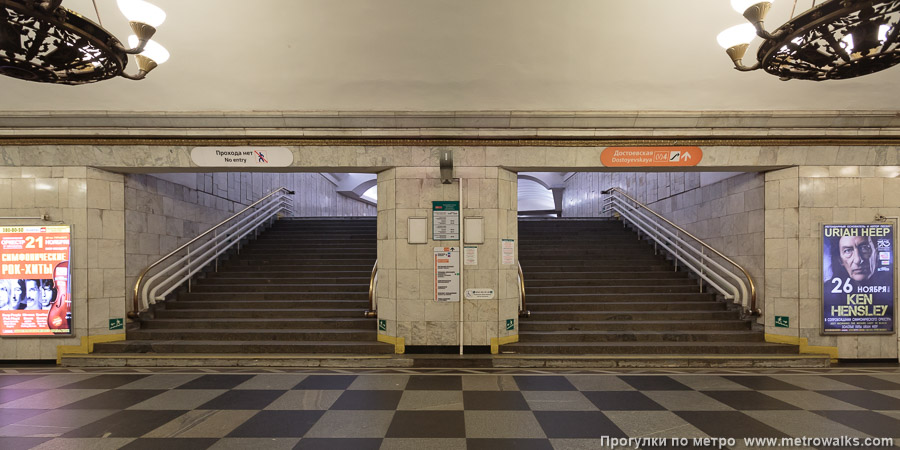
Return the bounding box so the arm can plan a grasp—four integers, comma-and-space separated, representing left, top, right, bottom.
375, 165, 518, 352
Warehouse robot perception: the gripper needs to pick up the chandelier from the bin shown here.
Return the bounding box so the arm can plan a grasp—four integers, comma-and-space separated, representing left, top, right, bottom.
0, 0, 168, 84
717, 0, 900, 81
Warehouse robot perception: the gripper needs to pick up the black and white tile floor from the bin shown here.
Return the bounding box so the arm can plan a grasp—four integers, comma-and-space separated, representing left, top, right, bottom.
0, 367, 898, 449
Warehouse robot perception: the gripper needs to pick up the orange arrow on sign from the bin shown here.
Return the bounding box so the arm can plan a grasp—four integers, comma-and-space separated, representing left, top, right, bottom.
600, 147, 703, 167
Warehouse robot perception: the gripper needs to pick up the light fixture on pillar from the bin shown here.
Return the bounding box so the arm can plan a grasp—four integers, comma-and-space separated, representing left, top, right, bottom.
440, 150, 454, 185
0, 0, 168, 84
716, 0, 900, 80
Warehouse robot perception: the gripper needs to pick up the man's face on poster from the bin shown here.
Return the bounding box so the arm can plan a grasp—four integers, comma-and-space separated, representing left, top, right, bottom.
839, 236, 875, 281
25, 280, 38, 306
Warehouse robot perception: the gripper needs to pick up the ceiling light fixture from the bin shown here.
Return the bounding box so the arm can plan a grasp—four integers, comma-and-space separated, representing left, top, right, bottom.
717, 0, 900, 81
0, 0, 168, 84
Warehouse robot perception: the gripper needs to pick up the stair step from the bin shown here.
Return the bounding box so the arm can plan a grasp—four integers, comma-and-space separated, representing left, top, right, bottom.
518, 330, 764, 342
189, 284, 369, 293
92, 340, 394, 354
522, 310, 741, 321
143, 318, 376, 330
526, 285, 703, 294
175, 292, 368, 301
154, 309, 370, 319
166, 300, 368, 309
528, 301, 726, 312
128, 329, 378, 341
500, 341, 799, 355
520, 320, 751, 331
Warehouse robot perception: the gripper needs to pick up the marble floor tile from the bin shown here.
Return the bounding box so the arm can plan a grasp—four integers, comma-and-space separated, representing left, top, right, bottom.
295, 437, 382, 449
31, 437, 135, 450
461, 375, 518, 391
118, 437, 218, 450
0, 436, 53, 450
549, 438, 613, 450
303, 410, 395, 438
232, 374, 307, 391
722, 375, 805, 390
521, 391, 598, 411
0, 376, 44, 389
464, 411, 546, 438
57, 375, 148, 390
127, 389, 227, 410
2, 375, 97, 390
757, 390, 864, 410
699, 391, 801, 410
329, 390, 402, 410
0, 408, 51, 428
824, 375, 900, 390
0, 389, 105, 410
396, 390, 463, 410
582, 391, 666, 411
226, 410, 324, 438
643, 390, 735, 411
0, 390, 45, 405
60, 390, 166, 410
386, 411, 466, 438
116, 375, 202, 390
770, 375, 864, 391
565, 375, 636, 392
61, 410, 187, 438
818, 390, 900, 410
811, 410, 900, 437
462, 391, 529, 410
744, 410, 872, 438
196, 389, 284, 410
668, 375, 752, 391
467, 438, 553, 450
0, 409, 117, 437
346, 375, 408, 391
674, 411, 790, 439
405, 375, 462, 391
619, 376, 692, 391
264, 390, 343, 411
207, 437, 300, 449
143, 410, 258, 438
514, 376, 576, 391
292, 375, 357, 390
379, 438, 466, 449
532, 411, 625, 438
175, 375, 255, 390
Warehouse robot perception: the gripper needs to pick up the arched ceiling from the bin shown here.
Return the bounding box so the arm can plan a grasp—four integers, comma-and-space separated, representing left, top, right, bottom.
2, 0, 899, 112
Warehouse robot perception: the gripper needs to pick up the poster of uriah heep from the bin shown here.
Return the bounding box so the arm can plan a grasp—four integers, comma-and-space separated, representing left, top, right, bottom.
0, 225, 72, 336
823, 223, 895, 334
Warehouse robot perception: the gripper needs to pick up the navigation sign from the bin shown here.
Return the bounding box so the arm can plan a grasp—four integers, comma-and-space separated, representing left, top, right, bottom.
432, 201, 460, 241
600, 147, 702, 167
109, 318, 124, 330
775, 316, 790, 328
434, 247, 460, 302
378, 319, 387, 331
191, 147, 294, 167
506, 318, 515, 331
464, 289, 495, 300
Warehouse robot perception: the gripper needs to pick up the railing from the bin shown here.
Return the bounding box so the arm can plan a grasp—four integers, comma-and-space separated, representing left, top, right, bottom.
365, 260, 378, 318
602, 187, 759, 316
129, 187, 294, 319
517, 261, 531, 318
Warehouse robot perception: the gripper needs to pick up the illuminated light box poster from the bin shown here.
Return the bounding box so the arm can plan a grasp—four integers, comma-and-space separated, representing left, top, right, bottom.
0, 225, 72, 336
822, 224, 895, 334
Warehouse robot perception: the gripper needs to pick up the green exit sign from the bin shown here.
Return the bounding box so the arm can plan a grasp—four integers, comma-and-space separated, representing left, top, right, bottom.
775, 316, 790, 328
109, 318, 124, 330
506, 319, 515, 331
378, 319, 386, 331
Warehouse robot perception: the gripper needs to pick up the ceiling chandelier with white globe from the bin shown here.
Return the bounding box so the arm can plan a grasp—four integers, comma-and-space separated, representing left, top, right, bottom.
717, 0, 900, 81
0, 0, 169, 85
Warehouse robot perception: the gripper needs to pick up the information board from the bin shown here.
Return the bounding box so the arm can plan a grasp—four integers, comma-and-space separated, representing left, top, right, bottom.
1, 225, 73, 336
822, 223, 895, 334
434, 247, 460, 302
432, 201, 460, 241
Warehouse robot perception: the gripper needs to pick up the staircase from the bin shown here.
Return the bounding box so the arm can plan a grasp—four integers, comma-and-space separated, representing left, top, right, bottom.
502, 218, 801, 356
93, 217, 393, 355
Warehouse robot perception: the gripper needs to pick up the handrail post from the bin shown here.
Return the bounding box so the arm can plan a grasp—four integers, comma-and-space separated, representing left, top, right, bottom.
214, 229, 218, 273
365, 260, 377, 318
518, 261, 530, 318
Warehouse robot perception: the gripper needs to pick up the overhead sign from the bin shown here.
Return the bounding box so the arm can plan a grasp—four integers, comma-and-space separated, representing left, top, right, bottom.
822, 223, 895, 334
434, 247, 460, 302
600, 147, 702, 167
191, 147, 294, 167
432, 201, 460, 241
1, 225, 72, 336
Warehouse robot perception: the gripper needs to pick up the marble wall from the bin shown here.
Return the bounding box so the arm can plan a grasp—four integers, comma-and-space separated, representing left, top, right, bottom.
562, 172, 767, 317
766, 166, 900, 359
376, 166, 519, 348
0, 167, 125, 360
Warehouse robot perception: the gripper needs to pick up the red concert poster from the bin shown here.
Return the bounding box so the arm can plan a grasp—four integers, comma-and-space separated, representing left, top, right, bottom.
0, 225, 72, 336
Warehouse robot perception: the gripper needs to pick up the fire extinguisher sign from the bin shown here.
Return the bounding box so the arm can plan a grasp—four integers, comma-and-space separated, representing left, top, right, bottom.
0, 225, 73, 336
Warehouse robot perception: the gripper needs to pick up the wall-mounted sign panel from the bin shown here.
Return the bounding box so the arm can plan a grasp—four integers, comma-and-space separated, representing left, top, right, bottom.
464, 246, 478, 265
823, 223, 895, 334
432, 201, 460, 241
501, 239, 515, 265
434, 247, 460, 302
600, 147, 702, 167
0, 225, 72, 336
191, 147, 294, 167
465, 289, 495, 300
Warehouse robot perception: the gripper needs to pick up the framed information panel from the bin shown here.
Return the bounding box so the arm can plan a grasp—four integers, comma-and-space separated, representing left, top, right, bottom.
822, 223, 895, 334
0, 225, 72, 336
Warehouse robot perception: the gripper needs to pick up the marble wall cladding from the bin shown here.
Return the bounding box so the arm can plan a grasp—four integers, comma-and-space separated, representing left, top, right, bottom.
0, 167, 125, 360
377, 167, 518, 347
766, 167, 899, 359
562, 171, 766, 318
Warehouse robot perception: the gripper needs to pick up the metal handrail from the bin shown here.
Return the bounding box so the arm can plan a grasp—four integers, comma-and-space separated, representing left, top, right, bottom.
129, 187, 294, 319
517, 261, 531, 318
602, 187, 759, 316
365, 260, 377, 318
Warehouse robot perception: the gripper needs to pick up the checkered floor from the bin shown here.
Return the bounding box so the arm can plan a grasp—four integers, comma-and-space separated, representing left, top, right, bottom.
1, 369, 899, 449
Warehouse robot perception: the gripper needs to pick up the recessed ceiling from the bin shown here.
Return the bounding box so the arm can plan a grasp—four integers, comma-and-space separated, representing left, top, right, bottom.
2, 0, 899, 112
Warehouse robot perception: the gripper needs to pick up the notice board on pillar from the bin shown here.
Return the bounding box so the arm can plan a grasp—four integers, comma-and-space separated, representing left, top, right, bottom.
434, 247, 460, 302
432, 201, 459, 241
822, 223, 895, 334
0, 225, 73, 336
